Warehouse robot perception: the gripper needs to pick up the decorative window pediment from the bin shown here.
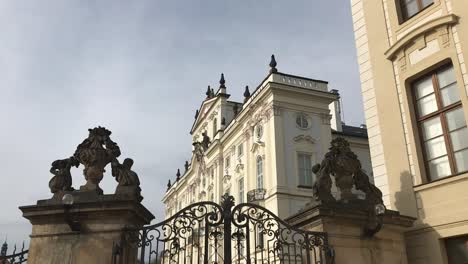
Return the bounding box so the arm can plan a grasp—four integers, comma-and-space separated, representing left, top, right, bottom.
235, 163, 244, 174
293, 135, 316, 144
251, 141, 265, 153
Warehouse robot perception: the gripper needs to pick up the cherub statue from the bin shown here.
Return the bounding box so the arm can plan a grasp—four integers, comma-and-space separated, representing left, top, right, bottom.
49, 157, 80, 195
111, 158, 142, 201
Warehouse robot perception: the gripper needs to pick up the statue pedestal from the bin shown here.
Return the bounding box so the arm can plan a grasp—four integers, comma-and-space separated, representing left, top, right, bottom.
20, 194, 154, 264
287, 201, 415, 264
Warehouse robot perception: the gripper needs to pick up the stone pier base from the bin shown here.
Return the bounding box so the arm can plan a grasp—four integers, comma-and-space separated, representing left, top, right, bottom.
287, 202, 415, 264
20, 194, 154, 264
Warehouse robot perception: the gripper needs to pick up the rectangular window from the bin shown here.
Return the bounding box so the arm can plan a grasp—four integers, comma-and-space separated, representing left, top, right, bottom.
400, 0, 433, 22
413, 64, 468, 181
238, 178, 244, 203
445, 235, 468, 264
225, 156, 231, 169
238, 144, 243, 157
298, 153, 314, 187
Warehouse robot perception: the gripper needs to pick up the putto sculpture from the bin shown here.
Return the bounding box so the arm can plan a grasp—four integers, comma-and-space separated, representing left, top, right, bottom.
111, 158, 142, 201
48, 157, 80, 196
46, 126, 143, 201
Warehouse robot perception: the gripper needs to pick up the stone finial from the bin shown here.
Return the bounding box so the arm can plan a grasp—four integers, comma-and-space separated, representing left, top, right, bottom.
176, 169, 181, 181
243, 86, 251, 103
269, 54, 278, 73
195, 110, 199, 119
167, 180, 171, 191
221, 117, 226, 126
219, 73, 226, 89
211, 88, 215, 97
206, 85, 212, 99
184, 161, 189, 172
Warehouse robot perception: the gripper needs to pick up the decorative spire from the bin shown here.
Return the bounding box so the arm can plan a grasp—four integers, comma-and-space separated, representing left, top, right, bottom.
184, 161, 189, 172
243, 86, 251, 103
176, 169, 181, 181
195, 110, 199, 119
167, 180, 171, 191
206, 85, 212, 99
219, 73, 226, 89
269, 54, 278, 73
211, 88, 215, 97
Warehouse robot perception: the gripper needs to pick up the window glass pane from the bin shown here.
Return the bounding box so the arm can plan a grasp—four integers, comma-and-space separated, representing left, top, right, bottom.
421, 117, 443, 140
421, 0, 434, 8
425, 136, 447, 160
417, 94, 438, 116
428, 156, 451, 179
455, 149, 468, 173
446, 107, 467, 131
445, 235, 468, 264
437, 66, 456, 88
450, 127, 468, 151
414, 76, 434, 99
403, 0, 419, 18
440, 83, 460, 107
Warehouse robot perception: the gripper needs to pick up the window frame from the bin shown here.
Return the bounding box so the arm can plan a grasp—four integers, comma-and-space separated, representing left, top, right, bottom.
412, 64, 467, 182
297, 152, 314, 188
256, 156, 264, 189
238, 177, 244, 203
237, 143, 243, 158
399, 0, 434, 23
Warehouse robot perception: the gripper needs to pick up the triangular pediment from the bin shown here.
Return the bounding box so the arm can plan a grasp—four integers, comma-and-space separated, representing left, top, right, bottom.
191, 97, 219, 134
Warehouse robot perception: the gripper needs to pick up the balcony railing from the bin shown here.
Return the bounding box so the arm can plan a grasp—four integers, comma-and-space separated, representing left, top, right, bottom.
247, 188, 266, 203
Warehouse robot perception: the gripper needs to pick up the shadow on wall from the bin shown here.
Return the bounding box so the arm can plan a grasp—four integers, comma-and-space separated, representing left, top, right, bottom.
394, 171, 454, 263
394, 171, 418, 217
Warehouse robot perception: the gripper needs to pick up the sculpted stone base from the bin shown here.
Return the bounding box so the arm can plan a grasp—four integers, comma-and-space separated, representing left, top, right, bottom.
287, 201, 416, 264
20, 194, 154, 264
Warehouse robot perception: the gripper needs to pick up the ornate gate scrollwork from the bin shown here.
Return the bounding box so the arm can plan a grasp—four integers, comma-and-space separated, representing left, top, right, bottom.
112, 194, 334, 264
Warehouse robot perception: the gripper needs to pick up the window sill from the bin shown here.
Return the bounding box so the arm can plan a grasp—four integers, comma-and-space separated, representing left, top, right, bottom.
414, 172, 468, 192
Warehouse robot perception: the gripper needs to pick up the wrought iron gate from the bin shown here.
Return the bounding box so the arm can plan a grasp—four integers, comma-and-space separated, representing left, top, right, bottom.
112, 194, 334, 264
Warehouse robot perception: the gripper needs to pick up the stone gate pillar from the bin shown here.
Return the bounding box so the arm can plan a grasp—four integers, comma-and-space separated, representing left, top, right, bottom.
19, 127, 154, 264
20, 193, 154, 264
287, 201, 415, 264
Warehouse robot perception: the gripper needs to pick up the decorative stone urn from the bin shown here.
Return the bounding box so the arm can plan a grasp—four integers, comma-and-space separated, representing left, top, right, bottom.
73, 127, 121, 194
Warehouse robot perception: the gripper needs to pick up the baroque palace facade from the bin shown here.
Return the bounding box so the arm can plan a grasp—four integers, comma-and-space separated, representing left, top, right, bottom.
163, 57, 371, 220
351, 0, 468, 263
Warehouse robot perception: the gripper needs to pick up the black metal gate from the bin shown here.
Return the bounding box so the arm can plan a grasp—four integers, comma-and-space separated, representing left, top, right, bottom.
112, 194, 334, 264
1, 242, 28, 264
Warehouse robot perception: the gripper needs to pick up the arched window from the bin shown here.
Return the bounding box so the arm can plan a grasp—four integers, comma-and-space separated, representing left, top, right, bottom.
256, 156, 264, 189
213, 118, 218, 137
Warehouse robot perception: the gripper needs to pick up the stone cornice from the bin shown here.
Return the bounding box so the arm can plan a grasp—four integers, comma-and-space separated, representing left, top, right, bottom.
385, 14, 459, 60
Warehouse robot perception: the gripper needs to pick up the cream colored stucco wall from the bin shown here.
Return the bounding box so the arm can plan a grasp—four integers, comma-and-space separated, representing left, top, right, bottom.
351, 0, 468, 263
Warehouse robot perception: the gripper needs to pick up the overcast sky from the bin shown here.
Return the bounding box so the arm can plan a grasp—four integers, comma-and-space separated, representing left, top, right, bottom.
0, 0, 362, 247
